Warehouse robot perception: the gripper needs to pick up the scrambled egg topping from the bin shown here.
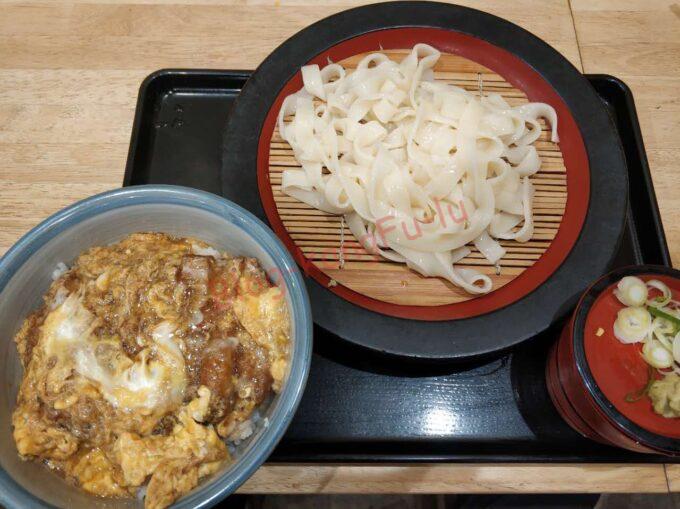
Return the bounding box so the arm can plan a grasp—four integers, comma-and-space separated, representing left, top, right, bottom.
12, 233, 290, 509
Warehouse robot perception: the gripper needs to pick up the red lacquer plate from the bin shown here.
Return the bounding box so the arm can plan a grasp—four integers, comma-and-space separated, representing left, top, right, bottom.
257, 27, 589, 322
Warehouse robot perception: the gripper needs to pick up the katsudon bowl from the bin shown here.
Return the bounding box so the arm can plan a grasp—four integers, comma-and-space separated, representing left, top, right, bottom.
0, 185, 313, 509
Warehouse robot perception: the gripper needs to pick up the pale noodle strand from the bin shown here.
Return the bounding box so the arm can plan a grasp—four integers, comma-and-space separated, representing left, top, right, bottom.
277, 44, 558, 294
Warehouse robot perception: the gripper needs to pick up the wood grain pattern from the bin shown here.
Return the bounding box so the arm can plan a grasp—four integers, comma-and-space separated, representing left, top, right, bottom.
0, 0, 677, 491
269, 50, 565, 306
571, 0, 680, 265
237, 463, 670, 493
0, 0, 581, 260
665, 464, 680, 492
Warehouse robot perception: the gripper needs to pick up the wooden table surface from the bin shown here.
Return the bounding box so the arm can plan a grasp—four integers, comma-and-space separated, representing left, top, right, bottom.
1, 0, 678, 495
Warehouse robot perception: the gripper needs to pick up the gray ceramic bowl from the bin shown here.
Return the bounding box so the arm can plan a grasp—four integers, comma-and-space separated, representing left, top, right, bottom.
0, 185, 312, 508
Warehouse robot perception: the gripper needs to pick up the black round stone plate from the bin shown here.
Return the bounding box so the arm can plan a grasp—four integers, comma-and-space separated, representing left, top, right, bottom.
221, 1, 628, 361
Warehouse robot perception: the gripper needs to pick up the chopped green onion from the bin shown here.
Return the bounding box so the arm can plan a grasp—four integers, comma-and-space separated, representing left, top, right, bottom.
614, 306, 652, 344
615, 276, 648, 307
647, 305, 680, 334
646, 279, 672, 307
613, 277, 679, 415
642, 340, 674, 369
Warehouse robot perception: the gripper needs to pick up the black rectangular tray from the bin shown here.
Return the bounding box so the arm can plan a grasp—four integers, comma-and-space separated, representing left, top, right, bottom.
124, 70, 673, 463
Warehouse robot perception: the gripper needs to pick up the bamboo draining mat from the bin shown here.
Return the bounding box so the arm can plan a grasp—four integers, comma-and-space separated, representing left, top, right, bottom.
268, 50, 566, 307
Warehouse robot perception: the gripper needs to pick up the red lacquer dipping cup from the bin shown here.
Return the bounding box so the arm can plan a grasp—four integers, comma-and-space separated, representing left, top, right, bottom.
547, 265, 680, 455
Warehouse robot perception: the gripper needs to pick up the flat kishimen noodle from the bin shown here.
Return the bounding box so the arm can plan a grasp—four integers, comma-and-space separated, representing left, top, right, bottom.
277, 44, 558, 295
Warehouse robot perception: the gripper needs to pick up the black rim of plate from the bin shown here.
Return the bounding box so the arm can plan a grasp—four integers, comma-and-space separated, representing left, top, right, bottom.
573, 265, 680, 455
221, 1, 628, 361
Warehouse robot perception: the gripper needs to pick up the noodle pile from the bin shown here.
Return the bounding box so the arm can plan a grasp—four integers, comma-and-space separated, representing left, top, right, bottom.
277, 44, 558, 294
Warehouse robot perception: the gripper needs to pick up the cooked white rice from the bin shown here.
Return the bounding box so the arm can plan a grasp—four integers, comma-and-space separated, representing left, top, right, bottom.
51, 262, 68, 281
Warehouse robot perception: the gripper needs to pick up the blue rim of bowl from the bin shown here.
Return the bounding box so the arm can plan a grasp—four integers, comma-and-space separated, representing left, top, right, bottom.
0, 184, 313, 508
